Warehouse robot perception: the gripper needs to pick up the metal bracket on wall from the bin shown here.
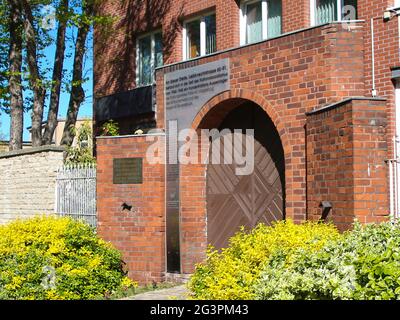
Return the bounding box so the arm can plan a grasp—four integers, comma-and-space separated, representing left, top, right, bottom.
320, 201, 332, 222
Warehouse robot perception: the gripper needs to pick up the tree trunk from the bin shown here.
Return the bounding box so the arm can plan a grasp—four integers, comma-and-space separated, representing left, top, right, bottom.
60, 6, 92, 147
42, 0, 69, 146
8, 0, 24, 151
21, 0, 46, 147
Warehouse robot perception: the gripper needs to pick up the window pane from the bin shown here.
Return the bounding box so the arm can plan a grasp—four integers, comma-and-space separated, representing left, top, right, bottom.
267, 0, 282, 38
187, 20, 201, 59
154, 32, 163, 68
316, 0, 337, 24
246, 1, 263, 44
138, 35, 152, 86
205, 14, 216, 55
342, 0, 357, 20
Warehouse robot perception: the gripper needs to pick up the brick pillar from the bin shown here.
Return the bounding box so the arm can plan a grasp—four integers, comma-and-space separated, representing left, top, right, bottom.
216, 0, 240, 50
97, 135, 166, 284
306, 98, 389, 231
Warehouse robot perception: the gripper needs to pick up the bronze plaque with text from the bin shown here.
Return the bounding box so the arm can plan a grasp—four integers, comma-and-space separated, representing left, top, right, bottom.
113, 158, 143, 184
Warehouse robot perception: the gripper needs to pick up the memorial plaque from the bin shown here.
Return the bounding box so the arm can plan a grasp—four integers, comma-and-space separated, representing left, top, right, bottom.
113, 158, 143, 184
164, 59, 230, 273
165, 58, 230, 130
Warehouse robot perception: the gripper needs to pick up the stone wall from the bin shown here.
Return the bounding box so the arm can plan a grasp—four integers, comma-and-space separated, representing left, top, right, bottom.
0, 146, 65, 224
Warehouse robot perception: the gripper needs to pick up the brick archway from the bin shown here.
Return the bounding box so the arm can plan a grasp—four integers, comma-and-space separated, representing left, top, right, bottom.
179, 89, 301, 274
191, 89, 290, 157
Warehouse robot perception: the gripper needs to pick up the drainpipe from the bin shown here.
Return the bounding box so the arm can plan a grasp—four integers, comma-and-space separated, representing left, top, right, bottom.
389, 159, 395, 219
394, 137, 399, 220
371, 18, 377, 97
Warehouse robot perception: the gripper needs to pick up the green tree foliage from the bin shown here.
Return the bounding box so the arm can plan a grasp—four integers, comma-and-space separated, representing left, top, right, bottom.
0, 0, 9, 111
100, 119, 120, 137
0, 0, 113, 149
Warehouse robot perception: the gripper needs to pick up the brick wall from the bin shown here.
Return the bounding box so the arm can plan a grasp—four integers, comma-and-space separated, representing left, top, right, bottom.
153, 23, 366, 273
282, 0, 310, 33
94, 0, 317, 99
358, 0, 400, 164
306, 98, 389, 230
96, 22, 368, 277
157, 23, 365, 224
96, 134, 166, 284
0, 147, 64, 224
94, 0, 398, 279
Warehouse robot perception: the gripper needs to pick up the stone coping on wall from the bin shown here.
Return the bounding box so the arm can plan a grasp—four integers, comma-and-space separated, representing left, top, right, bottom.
305, 97, 388, 116
0, 146, 65, 159
96, 131, 166, 140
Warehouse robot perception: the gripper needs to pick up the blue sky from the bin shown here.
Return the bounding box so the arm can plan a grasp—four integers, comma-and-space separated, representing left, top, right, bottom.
0, 22, 93, 142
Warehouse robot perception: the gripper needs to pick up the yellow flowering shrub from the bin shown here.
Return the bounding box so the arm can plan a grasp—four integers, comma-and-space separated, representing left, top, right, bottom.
0, 216, 137, 300
188, 220, 340, 300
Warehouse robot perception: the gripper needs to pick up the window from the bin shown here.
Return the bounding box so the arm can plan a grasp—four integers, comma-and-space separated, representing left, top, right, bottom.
136, 31, 163, 86
183, 13, 217, 60
240, 0, 282, 45
311, 0, 357, 26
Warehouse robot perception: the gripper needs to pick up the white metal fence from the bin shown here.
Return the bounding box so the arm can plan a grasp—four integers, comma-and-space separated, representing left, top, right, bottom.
55, 164, 97, 228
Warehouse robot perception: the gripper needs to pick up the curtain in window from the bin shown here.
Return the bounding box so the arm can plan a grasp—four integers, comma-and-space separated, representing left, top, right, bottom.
267, 0, 282, 38
154, 33, 163, 68
205, 14, 216, 55
316, 0, 337, 25
187, 20, 201, 59
138, 36, 152, 86
246, 1, 263, 44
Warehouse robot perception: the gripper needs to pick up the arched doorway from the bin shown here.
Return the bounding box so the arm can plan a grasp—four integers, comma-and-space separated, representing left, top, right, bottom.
206, 101, 285, 249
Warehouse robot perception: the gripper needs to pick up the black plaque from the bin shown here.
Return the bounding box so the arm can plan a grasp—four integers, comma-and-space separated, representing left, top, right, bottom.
166, 163, 181, 272
113, 158, 143, 184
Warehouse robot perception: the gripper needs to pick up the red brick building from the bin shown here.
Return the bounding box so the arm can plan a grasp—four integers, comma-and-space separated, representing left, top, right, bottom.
94, 0, 400, 283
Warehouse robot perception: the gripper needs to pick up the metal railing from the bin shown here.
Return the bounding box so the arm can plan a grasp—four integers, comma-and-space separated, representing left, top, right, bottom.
55, 164, 97, 228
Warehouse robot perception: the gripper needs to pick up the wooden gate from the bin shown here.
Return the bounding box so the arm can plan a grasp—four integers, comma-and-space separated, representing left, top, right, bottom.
206, 103, 285, 249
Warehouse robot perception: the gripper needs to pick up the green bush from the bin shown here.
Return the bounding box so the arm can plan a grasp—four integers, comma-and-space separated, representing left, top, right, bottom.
0, 216, 136, 300
188, 220, 340, 300
255, 221, 400, 300
100, 120, 119, 137
64, 120, 96, 166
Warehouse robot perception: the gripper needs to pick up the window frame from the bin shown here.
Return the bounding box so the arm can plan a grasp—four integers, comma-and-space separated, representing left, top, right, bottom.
136, 30, 163, 87
240, 0, 268, 46
310, 0, 357, 26
182, 12, 216, 61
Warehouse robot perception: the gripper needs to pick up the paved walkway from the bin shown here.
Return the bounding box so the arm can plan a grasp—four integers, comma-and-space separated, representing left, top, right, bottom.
124, 285, 189, 300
